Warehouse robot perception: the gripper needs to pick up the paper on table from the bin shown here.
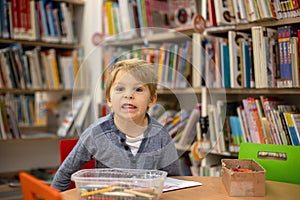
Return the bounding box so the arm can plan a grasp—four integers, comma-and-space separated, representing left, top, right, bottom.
163, 177, 202, 192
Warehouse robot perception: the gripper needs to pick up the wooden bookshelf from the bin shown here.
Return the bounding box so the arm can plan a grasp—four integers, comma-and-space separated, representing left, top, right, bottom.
210, 88, 300, 95
235, 16, 300, 31
0, 88, 74, 94
0, 0, 87, 142
52, 0, 85, 5
104, 28, 194, 47
206, 16, 300, 34
158, 87, 300, 95
0, 38, 81, 49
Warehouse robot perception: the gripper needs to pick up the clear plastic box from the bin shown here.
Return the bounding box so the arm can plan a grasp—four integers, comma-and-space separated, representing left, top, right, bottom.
71, 168, 168, 200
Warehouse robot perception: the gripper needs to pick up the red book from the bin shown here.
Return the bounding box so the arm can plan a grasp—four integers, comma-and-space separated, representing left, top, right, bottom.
11, 0, 21, 38
298, 30, 300, 61
208, 0, 217, 27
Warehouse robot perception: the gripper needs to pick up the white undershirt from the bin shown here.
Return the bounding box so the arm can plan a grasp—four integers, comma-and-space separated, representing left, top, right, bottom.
126, 134, 144, 156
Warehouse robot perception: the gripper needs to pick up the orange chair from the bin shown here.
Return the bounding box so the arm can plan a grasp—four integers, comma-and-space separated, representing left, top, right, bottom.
59, 139, 96, 189
19, 171, 63, 200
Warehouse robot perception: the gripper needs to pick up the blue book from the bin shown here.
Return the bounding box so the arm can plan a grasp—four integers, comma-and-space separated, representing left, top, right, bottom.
1, 0, 10, 38
220, 41, 230, 88
45, 2, 56, 38
242, 40, 251, 88
229, 116, 243, 145
38, 0, 50, 39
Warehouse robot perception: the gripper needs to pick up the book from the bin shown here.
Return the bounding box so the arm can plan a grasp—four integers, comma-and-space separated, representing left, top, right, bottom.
74, 95, 91, 134
229, 116, 243, 148
242, 98, 264, 144
243, 0, 261, 22
232, 0, 247, 24
291, 113, 300, 145
178, 104, 200, 146
57, 99, 83, 137
163, 177, 202, 192
5, 104, 21, 139
37, 0, 50, 42
252, 26, 277, 88
34, 92, 48, 126
220, 38, 230, 88
283, 112, 300, 146
60, 2, 75, 43
228, 31, 250, 88
237, 105, 251, 143
1, 0, 11, 38
45, 2, 58, 41
58, 51, 74, 89
44, 49, 61, 89
214, 0, 236, 25
192, 33, 205, 88
290, 37, 299, 87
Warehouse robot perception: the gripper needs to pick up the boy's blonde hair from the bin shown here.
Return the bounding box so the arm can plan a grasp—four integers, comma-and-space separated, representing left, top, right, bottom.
105, 59, 158, 101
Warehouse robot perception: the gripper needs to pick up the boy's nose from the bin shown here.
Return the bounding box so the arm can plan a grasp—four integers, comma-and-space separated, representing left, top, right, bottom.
124, 91, 134, 99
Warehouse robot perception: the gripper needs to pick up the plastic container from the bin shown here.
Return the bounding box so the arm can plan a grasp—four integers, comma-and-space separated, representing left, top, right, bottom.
71, 168, 167, 200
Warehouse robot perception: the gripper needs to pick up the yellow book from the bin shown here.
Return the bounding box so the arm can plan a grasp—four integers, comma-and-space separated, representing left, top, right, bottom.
157, 44, 165, 87
105, 1, 114, 35
47, 49, 61, 89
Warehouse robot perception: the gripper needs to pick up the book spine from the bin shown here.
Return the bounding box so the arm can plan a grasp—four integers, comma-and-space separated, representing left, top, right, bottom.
283, 112, 300, 145
38, 0, 50, 41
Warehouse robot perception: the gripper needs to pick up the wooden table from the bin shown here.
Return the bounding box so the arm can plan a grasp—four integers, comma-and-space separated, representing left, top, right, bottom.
62, 176, 300, 200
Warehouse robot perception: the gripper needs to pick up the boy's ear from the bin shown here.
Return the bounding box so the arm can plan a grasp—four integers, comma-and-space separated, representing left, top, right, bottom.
106, 96, 112, 107
149, 93, 157, 107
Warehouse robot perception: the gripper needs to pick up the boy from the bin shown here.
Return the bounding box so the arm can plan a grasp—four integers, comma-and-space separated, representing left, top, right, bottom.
51, 59, 180, 191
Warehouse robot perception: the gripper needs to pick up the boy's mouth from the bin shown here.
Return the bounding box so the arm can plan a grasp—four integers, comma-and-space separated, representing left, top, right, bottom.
121, 103, 137, 109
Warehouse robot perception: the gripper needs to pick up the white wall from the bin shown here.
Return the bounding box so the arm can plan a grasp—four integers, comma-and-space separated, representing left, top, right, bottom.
81, 0, 104, 122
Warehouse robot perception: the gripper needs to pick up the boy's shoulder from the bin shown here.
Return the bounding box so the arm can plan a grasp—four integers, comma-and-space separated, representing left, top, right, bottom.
148, 115, 169, 135
92, 113, 113, 128
83, 113, 114, 137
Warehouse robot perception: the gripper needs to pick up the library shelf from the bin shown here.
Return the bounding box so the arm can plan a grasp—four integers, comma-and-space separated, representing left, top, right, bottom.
0, 39, 81, 49
206, 16, 300, 34
158, 88, 300, 95
235, 16, 300, 30
52, 0, 85, 5
104, 29, 194, 47
209, 88, 300, 95
100, 0, 300, 176
0, 89, 74, 95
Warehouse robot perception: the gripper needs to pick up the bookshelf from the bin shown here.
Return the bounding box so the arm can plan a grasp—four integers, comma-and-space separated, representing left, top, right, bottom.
98, 0, 300, 176
0, 0, 89, 140
193, 1, 300, 176
0, 0, 92, 173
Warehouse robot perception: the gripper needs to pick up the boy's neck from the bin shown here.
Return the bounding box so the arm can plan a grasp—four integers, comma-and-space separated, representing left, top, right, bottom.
114, 115, 148, 138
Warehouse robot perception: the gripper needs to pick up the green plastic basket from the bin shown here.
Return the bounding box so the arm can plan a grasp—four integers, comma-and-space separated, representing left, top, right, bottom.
238, 142, 300, 185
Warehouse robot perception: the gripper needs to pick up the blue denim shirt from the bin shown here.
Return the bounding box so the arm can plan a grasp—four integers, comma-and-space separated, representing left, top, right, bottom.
51, 112, 180, 191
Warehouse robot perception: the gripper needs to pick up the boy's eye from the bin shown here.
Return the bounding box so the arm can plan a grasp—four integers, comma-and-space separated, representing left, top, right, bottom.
115, 87, 125, 92
135, 87, 144, 92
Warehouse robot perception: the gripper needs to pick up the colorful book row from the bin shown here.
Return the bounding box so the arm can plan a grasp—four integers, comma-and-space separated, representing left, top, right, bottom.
0, 0, 76, 43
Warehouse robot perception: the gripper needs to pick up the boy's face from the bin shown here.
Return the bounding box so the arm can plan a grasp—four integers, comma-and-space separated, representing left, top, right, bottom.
107, 70, 157, 125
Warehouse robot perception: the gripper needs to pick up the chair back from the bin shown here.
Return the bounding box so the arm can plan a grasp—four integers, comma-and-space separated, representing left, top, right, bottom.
19, 172, 63, 200
239, 142, 300, 184
59, 139, 95, 189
